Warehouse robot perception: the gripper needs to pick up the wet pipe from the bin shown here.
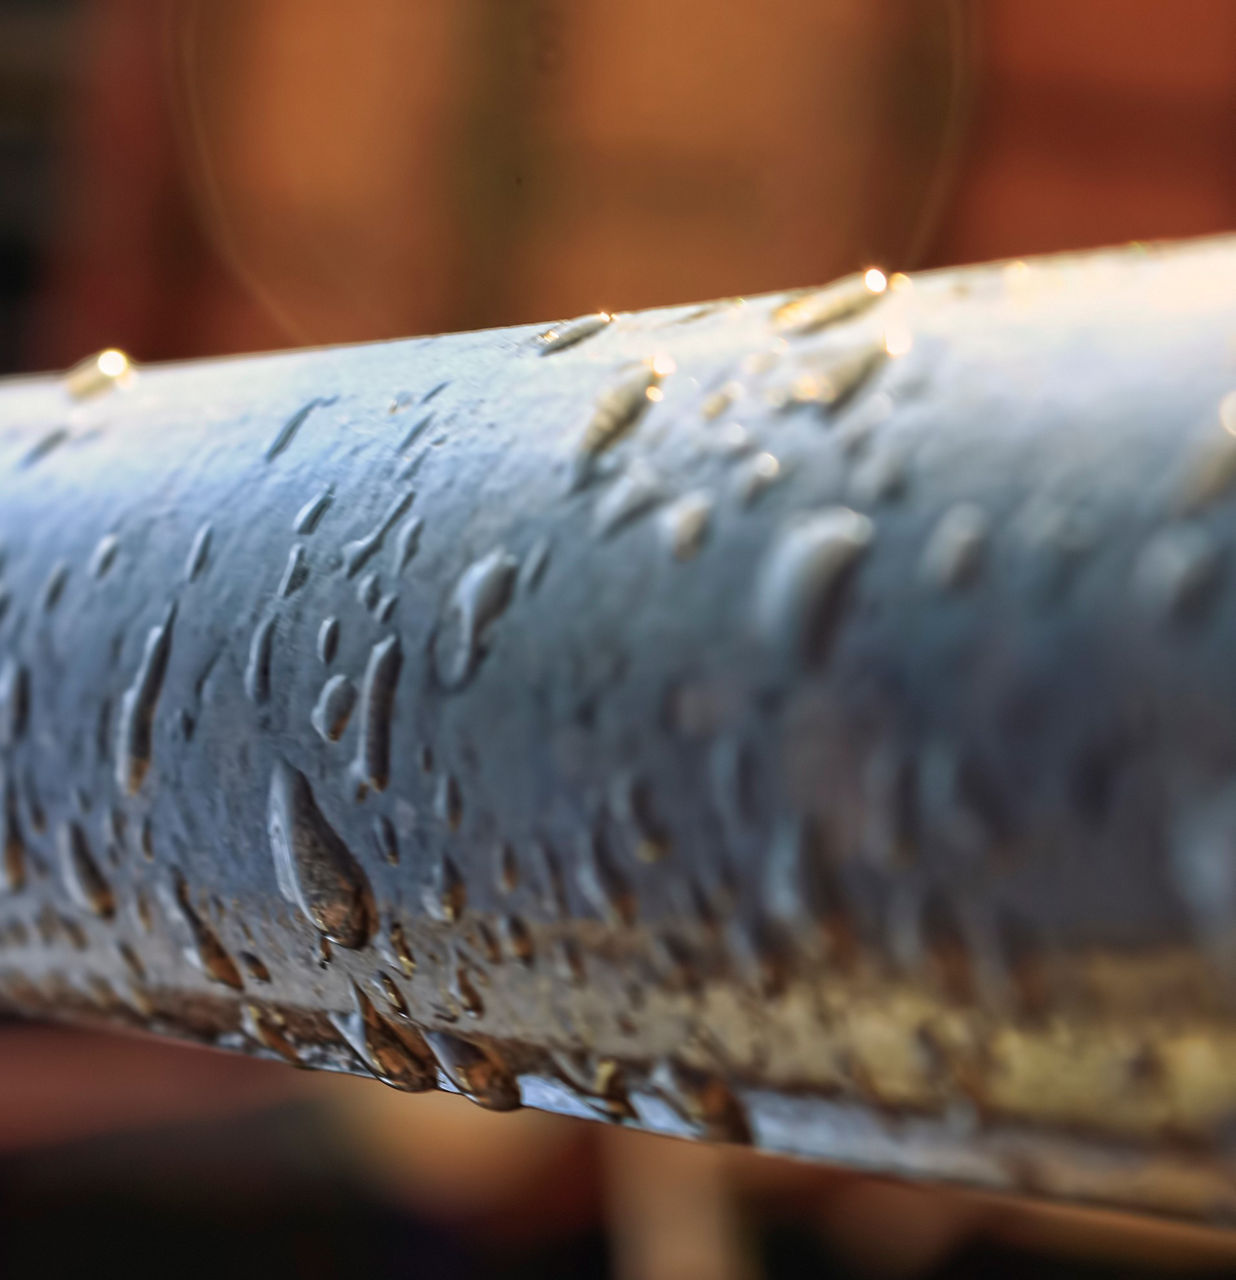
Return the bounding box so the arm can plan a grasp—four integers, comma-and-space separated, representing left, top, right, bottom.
3, 237, 1236, 1222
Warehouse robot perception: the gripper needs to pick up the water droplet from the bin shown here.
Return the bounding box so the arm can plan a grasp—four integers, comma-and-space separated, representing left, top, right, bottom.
920, 503, 989, 590
594, 460, 664, 536
115, 603, 176, 793
450, 959, 484, 1017
185, 523, 212, 583
374, 971, 409, 1018
40, 560, 69, 612
316, 616, 339, 665
432, 549, 518, 690
650, 1060, 751, 1143
754, 508, 873, 668
310, 674, 357, 743
494, 842, 519, 894
700, 380, 743, 421
778, 341, 886, 411
20, 426, 70, 469
772, 273, 885, 336
278, 543, 309, 598
57, 821, 113, 917
265, 396, 336, 463
551, 1051, 635, 1120
242, 1004, 301, 1063
356, 571, 381, 612
734, 451, 782, 505
389, 921, 416, 976
434, 774, 462, 831
575, 820, 636, 926
1134, 524, 1220, 621
375, 593, 398, 623
1, 773, 27, 890
350, 635, 402, 793
574, 363, 663, 483
331, 983, 436, 1092
538, 311, 613, 355
168, 868, 243, 988
241, 951, 271, 982
244, 614, 276, 705
849, 442, 908, 505
372, 815, 399, 866
269, 760, 374, 947
88, 533, 120, 579
424, 855, 466, 923
396, 413, 434, 453
610, 774, 671, 863
342, 490, 415, 577
425, 1031, 521, 1109
762, 815, 847, 947
518, 538, 551, 593
499, 914, 534, 964
660, 491, 712, 561
392, 516, 424, 574
0, 659, 29, 747
293, 486, 333, 535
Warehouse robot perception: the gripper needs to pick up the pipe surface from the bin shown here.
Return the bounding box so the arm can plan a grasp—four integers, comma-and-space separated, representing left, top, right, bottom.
3, 237, 1236, 1221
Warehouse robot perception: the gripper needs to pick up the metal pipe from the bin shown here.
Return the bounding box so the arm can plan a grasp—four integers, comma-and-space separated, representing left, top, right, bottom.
3, 237, 1236, 1222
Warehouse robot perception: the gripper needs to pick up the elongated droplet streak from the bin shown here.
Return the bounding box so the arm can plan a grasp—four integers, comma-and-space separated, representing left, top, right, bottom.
115, 603, 176, 794
244, 614, 276, 704
1, 772, 26, 891
278, 543, 309, 598
293, 486, 333, 534
342, 491, 415, 577
265, 395, 337, 462
167, 868, 243, 988
350, 636, 402, 793
185, 523, 212, 583
0, 659, 29, 748
268, 760, 373, 947
59, 821, 114, 918
432, 549, 518, 690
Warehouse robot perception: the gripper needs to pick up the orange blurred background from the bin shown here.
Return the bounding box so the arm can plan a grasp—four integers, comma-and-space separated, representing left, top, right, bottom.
3, 2, 1236, 1276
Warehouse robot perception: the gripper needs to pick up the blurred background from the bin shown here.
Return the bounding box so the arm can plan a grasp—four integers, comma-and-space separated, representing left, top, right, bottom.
3, 0, 1236, 1275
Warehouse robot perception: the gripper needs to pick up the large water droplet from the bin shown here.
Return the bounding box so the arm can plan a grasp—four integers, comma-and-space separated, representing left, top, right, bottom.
425, 1031, 521, 1110
537, 311, 612, 355
331, 983, 436, 1092
432, 549, 518, 689
650, 1060, 751, 1143
268, 760, 373, 947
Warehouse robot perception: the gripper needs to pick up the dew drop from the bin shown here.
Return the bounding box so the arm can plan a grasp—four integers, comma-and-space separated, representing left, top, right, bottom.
40, 560, 69, 612
575, 820, 636, 926
424, 855, 466, 923
392, 516, 424, 574
594, 460, 664, 536
1, 772, 27, 891
316, 616, 339, 665
168, 869, 243, 988
494, 842, 519, 894
242, 1004, 301, 1064
88, 533, 120, 579
434, 774, 463, 832
1134, 524, 1220, 621
574, 363, 663, 484
920, 503, 989, 590
660, 491, 712, 560
269, 760, 373, 947
342, 491, 415, 577
293, 486, 333, 535
754, 508, 873, 668
734, 451, 782, 505
265, 395, 336, 462
311, 674, 357, 743
356, 571, 381, 612
278, 543, 309, 598
372, 815, 399, 866
650, 1060, 751, 1143
499, 914, 534, 965
432, 549, 518, 690
537, 311, 612, 355
350, 635, 402, 793
185, 523, 212, 583
425, 1031, 521, 1110
244, 614, 276, 705
331, 983, 436, 1092
518, 538, 551, 593
389, 920, 416, 976
374, 971, 409, 1018
0, 659, 29, 747
241, 951, 271, 982
771, 273, 885, 336
115, 603, 176, 793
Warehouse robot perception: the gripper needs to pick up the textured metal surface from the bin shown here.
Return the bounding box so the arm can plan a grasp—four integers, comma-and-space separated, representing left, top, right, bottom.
3, 238, 1236, 1222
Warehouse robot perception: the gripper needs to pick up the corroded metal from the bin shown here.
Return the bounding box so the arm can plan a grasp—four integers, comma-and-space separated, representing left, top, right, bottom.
3, 237, 1236, 1221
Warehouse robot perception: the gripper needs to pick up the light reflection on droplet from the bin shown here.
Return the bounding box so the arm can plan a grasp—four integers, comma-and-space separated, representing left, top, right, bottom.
864, 267, 888, 294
